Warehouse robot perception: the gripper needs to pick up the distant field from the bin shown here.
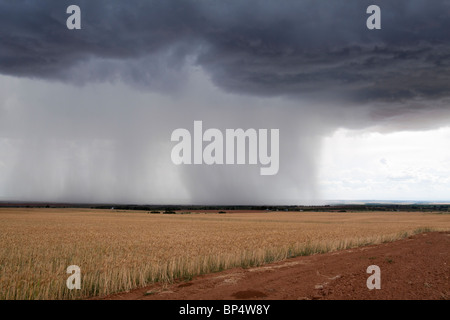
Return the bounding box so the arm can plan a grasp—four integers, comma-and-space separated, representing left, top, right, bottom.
0, 208, 449, 300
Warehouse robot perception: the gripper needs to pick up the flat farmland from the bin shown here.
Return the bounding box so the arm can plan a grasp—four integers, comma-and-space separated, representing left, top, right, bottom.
0, 208, 449, 300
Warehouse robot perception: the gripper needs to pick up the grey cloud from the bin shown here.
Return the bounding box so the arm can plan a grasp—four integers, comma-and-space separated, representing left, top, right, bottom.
0, 0, 449, 104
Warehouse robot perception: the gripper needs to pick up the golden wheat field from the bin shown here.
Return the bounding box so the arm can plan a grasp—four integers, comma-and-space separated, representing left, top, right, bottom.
0, 207, 449, 300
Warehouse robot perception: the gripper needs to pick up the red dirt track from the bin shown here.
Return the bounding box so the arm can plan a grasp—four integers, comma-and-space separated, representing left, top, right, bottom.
99, 231, 449, 300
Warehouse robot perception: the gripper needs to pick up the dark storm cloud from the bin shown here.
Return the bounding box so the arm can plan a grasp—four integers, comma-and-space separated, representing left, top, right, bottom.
195, 0, 450, 103
0, 0, 203, 89
0, 0, 449, 103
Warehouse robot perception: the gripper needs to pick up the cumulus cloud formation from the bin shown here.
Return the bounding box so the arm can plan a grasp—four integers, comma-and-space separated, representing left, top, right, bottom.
0, 0, 449, 204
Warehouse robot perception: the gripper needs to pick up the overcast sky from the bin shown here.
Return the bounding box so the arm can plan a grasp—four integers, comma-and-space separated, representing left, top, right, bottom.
0, 0, 449, 204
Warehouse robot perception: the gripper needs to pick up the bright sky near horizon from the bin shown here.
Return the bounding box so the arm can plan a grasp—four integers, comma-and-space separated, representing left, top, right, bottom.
319, 127, 450, 201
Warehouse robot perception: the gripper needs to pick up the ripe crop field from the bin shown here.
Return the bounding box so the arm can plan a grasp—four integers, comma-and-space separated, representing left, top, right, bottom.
0, 208, 449, 300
